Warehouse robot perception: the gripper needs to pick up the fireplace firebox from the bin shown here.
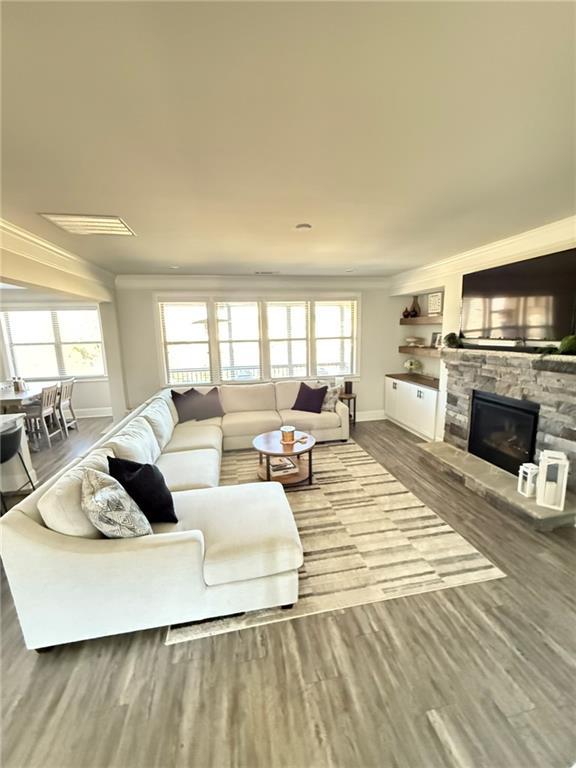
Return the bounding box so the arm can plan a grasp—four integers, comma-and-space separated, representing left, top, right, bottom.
468, 390, 540, 476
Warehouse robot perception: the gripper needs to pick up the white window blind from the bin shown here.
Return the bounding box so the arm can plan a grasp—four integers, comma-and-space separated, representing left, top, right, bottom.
1, 308, 106, 379
160, 302, 211, 385
216, 301, 262, 382
314, 300, 357, 376
157, 298, 358, 385
266, 301, 309, 379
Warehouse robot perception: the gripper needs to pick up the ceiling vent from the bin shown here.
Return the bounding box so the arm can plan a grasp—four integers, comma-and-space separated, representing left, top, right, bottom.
254, 270, 281, 276
39, 213, 135, 236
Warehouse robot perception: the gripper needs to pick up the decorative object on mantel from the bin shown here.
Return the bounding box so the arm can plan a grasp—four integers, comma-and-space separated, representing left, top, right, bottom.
405, 336, 426, 347
559, 334, 576, 355
408, 296, 421, 317
443, 332, 463, 349
536, 451, 569, 512
402, 307, 411, 319
430, 331, 441, 348
517, 463, 539, 498
404, 358, 423, 374
427, 292, 443, 315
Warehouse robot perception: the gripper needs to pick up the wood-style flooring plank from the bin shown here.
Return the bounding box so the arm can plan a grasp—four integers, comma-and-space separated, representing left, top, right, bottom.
2, 420, 576, 768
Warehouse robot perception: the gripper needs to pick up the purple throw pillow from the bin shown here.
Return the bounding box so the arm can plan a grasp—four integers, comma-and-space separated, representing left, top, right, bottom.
171, 387, 224, 423
292, 383, 328, 414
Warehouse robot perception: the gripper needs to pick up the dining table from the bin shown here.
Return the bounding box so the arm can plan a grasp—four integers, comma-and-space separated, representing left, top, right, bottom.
0, 382, 57, 414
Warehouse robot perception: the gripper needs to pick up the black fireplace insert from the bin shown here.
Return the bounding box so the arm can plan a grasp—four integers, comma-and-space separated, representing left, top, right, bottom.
468, 390, 540, 476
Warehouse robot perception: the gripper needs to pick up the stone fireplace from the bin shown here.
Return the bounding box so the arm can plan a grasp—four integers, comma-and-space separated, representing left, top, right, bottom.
442, 349, 576, 493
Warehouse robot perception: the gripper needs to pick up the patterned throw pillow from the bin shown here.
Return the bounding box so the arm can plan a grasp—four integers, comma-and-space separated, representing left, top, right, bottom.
321, 385, 341, 412
81, 469, 153, 539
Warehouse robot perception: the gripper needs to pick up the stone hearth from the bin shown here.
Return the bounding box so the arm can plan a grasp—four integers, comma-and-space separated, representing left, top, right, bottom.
442, 349, 576, 493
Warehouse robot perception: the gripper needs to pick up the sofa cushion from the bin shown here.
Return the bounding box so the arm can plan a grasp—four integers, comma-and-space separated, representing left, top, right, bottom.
293, 382, 327, 413
37, 448, 115, 538
219, 383, 276, 413
158, 483, 303, 585
280, 409, 341, 431
105, 417, 161, 465
108, 457, 177, 524
140, 398, 174, 449
172, 387, 224, 423
81, 469, 152, 539
222, 410, 281, 438
164, 422, 222, 453
156, 449, 221, 492
321, 385, 341, 412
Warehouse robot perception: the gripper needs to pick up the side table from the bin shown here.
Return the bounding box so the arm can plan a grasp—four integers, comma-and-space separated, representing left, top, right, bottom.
339, 393, 357, 425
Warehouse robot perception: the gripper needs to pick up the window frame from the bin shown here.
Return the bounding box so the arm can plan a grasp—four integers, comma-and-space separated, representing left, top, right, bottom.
1, 305, 108, 381
156, 293, 360, 386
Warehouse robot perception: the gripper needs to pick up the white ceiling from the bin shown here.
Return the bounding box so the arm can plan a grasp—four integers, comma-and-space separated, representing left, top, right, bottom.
2, 1, 574, 276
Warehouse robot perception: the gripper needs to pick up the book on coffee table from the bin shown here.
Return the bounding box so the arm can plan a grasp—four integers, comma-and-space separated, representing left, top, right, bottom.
269, 457, 299, 476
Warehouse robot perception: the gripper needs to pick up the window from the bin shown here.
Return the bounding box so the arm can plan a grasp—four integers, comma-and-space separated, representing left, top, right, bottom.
216, 302, 261, 381
314, 300, 357, 376
266, 301, 309, 379
2, 308, 106, 379
158, 298, 358, 385
159, 302, 211, 385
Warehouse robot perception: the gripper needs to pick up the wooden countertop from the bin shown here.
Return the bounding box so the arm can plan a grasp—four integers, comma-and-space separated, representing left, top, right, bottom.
386, 373, 440, 391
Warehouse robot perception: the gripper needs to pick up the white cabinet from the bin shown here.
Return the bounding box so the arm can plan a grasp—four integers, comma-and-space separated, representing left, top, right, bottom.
384, 376, 438, 440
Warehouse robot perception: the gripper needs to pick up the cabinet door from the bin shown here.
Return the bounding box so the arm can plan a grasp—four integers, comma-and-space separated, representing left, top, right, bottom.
385, 378, 399, 420
413, 387, 437, 439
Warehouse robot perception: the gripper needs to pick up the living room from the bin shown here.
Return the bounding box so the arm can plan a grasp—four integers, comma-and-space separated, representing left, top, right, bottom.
1, 2, 575, 767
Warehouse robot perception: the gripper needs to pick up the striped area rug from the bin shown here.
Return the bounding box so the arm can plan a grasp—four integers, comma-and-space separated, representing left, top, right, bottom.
166, 441, 505, 644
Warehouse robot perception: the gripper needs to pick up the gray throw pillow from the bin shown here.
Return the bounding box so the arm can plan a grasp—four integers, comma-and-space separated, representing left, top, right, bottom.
81, 469, 153, 538
322, 385, 341, 412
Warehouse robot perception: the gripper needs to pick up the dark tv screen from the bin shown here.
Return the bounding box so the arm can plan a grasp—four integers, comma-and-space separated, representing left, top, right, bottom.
461, 249, 576, 342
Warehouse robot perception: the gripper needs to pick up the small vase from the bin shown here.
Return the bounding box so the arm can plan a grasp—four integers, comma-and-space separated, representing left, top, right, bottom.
409, 296, 421, 318
402, 307, 411, 319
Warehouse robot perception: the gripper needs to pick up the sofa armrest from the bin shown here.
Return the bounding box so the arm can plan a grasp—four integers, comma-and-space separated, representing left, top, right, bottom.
1, 510, 206, 648
335, 400, 350, 439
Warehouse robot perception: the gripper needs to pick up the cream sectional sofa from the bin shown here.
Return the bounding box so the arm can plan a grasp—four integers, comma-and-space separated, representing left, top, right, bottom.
0, 380, 348, 650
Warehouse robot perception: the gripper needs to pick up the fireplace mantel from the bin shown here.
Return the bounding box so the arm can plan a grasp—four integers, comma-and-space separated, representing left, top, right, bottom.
440, 348, 576, 492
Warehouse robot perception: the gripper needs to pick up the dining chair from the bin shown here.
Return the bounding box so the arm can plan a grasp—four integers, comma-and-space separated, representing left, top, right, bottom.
23, 384, 64, 448
0, 424, 36, 515
56, 378, 78, 437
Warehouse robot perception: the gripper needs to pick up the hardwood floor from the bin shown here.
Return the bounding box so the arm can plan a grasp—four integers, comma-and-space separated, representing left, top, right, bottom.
2, 421, 575, 768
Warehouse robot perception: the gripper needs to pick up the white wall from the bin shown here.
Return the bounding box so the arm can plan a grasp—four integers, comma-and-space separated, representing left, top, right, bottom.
388, 216, 576, 439
115, 276, 405, 419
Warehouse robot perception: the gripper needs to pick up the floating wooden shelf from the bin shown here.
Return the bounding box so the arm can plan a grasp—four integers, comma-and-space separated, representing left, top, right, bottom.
398, 346, 441, 358
400, 315, 443, 325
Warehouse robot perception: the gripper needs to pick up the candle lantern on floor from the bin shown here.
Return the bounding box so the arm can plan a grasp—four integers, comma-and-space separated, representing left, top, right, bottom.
536, 451, 569, 511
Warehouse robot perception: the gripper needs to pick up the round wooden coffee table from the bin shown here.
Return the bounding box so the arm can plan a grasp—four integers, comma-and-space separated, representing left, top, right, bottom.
253, 430, 316, 486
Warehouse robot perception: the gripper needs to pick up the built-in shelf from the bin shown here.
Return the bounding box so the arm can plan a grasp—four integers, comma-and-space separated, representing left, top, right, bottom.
400, 315, 443, 325
398, 346, 441, 358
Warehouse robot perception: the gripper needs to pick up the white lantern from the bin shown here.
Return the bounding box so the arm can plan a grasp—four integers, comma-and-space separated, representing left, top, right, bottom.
517, 463, 539, 498
536, 451, 570, 511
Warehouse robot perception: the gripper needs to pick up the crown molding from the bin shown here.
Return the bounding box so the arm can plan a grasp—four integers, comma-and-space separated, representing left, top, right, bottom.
0, 218, 115, 290
388, 215, 576, 295
115, 273, 391, 291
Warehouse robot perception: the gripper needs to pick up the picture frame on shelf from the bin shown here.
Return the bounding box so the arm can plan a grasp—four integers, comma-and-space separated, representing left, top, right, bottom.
431, 331, 442, 348
427, 292, 443, 315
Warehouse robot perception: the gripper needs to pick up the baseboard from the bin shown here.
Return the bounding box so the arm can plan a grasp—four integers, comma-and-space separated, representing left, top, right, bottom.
356, 409, 386, 422
77, 407, 113, 418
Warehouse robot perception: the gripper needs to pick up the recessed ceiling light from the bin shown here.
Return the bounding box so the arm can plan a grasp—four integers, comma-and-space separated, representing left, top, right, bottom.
40, 213, 135, 236
169, 265, 181, 270
345, 268, 355, 273
295, 223, 312, 230
254, 271, 281, 276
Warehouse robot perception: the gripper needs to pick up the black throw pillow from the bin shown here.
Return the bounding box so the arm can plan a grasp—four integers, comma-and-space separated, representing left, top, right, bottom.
108, 457, 177, 524
171, 387, 224, 423
292, 383, 328, 414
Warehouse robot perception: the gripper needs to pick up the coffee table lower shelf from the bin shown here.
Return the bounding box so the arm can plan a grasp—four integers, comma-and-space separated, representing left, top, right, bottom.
257, 454, 313, 486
